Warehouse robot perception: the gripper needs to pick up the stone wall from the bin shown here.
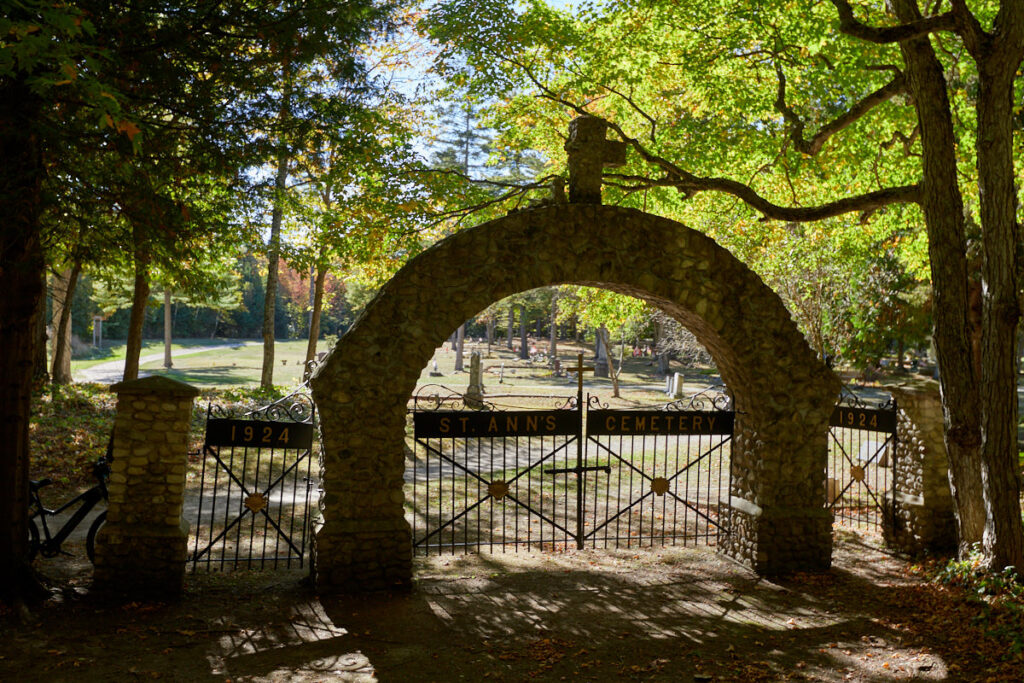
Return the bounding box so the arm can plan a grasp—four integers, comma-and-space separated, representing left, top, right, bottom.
310, 204, 840, 592
883, 380, 957, 554
93, 376, 198, 598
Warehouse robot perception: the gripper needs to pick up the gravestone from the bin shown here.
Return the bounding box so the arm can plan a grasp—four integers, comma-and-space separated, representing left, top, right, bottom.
672, 372, 685, 398
465, 352, 485, 409
594, 325, 610, 378
429, 359, 442, 377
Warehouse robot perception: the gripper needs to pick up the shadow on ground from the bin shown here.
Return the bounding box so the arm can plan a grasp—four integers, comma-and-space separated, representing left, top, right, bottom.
5, 532, 1011, 682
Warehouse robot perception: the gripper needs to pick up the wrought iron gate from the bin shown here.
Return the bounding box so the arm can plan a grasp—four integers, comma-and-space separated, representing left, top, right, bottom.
189, 391, 319, 571
406, 384, 733, 556
826, 389, 897, 531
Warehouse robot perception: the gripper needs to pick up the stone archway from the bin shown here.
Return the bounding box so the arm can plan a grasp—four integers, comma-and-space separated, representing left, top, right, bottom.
310, 203, 840, 592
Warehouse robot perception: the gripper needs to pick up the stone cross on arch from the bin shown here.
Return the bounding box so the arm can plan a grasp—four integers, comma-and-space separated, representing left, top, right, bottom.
564, 115, 628, 204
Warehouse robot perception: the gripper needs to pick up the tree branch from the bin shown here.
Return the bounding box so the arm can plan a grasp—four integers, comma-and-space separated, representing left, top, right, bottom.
605, 172, 921, 222
948, 0, 987, 56
775, 64, 906, 156
830, 0, 957, 43
508, 55, 922, 224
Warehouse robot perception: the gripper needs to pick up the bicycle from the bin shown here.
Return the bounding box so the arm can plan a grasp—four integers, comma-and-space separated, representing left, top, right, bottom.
27, 451, 111, 564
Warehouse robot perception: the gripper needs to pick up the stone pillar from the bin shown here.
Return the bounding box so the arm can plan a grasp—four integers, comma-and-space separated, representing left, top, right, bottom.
883, 380, 956, 554
93, 376, 198, 598
719, 411, 834, 575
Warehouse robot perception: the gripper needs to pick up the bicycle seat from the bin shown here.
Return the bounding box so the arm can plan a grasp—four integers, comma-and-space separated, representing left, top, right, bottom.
30, 478, 52, 492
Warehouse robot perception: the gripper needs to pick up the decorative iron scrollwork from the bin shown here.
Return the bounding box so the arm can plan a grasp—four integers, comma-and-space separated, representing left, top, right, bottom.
586, 394, 609, 411
411, 384, 495, 412
553, 395, 578, 410
836, 382, 895, 411
246, 390, 316, 424
663, 389, 732, 411
207, 403, 234, 420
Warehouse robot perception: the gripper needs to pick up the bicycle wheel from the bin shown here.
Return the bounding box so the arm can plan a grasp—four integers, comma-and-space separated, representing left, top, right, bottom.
27, 518, 39, 562
86, 511, 107, 564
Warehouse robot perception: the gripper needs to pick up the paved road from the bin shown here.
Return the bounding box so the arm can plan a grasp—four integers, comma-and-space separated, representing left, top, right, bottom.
75, 341, 261, 384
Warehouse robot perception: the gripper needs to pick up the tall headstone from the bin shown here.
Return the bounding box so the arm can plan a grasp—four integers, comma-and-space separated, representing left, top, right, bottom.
672, 372, 685, 398
465, 352, 485, 409
454, 323, 465, 372
594, 324, 610, 378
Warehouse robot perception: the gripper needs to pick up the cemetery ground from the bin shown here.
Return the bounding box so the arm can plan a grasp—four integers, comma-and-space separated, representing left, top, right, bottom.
8, 341, 1024, 681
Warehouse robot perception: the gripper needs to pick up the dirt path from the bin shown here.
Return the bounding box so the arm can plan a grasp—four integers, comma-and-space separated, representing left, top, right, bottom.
7, 529, 1017, 682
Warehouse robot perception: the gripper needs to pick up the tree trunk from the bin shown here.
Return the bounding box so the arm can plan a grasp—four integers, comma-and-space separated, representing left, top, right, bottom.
549, 294, 558, 359
304, 261, 327, 382
308, 264, 315, 338
486, 318, 494, 353
261, 151, 288, 390
32, 291, 48, 385
975, 45, 1024, 570
507, 305, 514, 350
892, 4, 985, 550
163, 287, 173, 369
599, 326, 624, 398
123, 227, 151, 382
51, 261, 81, 384
519, 306, 529, 360
0, 83, 47, 602
454, 324, 465, 371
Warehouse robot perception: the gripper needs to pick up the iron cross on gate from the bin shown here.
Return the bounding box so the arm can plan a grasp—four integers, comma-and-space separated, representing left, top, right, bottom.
546, 352, 611, 549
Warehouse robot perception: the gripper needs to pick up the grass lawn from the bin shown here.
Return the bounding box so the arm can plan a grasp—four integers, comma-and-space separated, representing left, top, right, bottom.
69, 338, 240, 371
138, 339, 316, 388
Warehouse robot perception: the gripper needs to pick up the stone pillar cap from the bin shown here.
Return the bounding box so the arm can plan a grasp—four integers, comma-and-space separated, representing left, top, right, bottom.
111, 375, 200, 397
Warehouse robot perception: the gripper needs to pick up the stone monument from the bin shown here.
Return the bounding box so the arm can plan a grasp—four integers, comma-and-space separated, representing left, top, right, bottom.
465, 351, 485, 409
594, 325, 610, 378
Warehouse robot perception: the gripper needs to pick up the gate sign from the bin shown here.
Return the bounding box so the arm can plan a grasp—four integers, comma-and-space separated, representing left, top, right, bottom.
414, 410, 578, 438
588, 410, 734, 435
829, 406, 896, 433
204, 418, 315, 449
